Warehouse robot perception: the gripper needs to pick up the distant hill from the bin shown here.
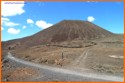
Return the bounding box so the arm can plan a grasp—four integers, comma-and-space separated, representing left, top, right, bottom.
2, 20, 114, 49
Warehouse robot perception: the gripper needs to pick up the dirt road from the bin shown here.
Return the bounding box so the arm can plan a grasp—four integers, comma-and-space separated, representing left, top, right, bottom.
6, 52, 124, 82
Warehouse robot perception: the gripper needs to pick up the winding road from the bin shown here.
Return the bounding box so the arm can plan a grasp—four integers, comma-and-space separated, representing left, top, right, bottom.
6, 52, 124, 82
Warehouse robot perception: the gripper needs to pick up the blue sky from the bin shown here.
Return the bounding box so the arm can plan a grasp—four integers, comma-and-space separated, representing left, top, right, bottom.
1, 1, 124, 41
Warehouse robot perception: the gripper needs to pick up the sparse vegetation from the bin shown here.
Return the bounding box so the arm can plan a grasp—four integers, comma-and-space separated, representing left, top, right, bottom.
2, 20, 123, 81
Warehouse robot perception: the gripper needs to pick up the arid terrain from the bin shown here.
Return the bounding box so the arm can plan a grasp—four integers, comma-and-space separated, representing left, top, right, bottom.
2, 20, 124, 81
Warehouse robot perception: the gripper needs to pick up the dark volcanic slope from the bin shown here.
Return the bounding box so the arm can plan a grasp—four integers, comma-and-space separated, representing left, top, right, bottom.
2, 20, 113, 48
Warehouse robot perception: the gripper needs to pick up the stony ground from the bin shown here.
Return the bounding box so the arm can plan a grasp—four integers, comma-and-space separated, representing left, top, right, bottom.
2, 34, 124, 81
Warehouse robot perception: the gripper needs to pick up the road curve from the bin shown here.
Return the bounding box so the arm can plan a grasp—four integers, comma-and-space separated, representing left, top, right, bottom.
7, 52, 124, 82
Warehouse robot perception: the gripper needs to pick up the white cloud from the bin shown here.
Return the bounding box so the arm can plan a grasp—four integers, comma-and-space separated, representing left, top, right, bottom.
2, 1, 25, 17
7, 28, 20, 34
4, 22, 19, 27
1, 27, 4, 31
2, 17, 20, 27
27, 19, 34, 24
23, 26, 26, 29
35, 20, 53, 29
87, 16, 95, 22
2, 17, 9, 21
1, 17, 9, 24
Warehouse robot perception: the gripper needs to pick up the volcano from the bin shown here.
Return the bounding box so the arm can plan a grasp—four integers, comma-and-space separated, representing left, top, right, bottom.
2, 20, 124, 82
2, 20, 113, 48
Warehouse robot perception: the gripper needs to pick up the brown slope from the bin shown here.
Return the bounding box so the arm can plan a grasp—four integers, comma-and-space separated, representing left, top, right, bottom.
2, 20, 114, 48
